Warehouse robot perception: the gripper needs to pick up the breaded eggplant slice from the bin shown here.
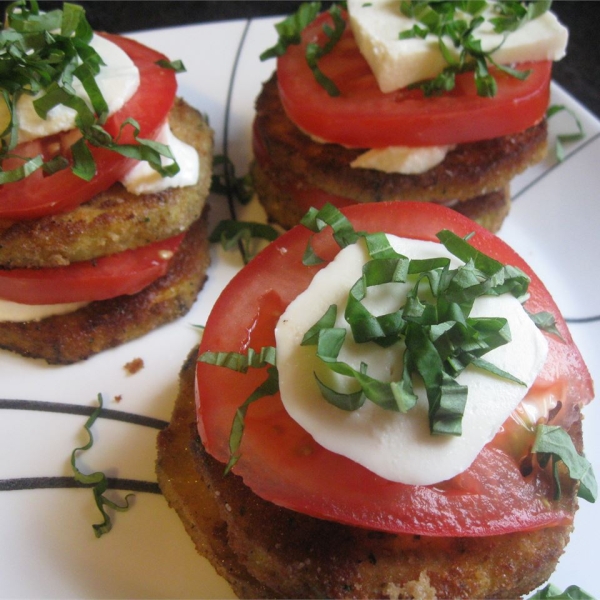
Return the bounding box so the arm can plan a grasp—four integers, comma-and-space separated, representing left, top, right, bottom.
251, 159, 511, 233
157, 349, 578, 600
0, 211, 210, 364
0, 98, 213, 268
253, 75, 547, 228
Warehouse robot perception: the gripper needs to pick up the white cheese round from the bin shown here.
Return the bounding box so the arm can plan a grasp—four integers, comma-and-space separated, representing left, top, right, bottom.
275, 235, 548, 486
120, 122, 200, 195
8, 34, 140, 143
0, 298, 87, 322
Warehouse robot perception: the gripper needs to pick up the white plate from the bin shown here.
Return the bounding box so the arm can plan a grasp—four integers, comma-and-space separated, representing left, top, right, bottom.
1, 17, 598, 599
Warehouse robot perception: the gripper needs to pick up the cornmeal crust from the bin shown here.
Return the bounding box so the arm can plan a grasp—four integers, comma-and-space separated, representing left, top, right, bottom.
156, 347, 577, 600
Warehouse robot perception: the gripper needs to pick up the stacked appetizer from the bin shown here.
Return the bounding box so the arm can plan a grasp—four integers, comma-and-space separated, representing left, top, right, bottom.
157, 201, 595, 599
0, 1, 213, 364
252, 0, 568, 231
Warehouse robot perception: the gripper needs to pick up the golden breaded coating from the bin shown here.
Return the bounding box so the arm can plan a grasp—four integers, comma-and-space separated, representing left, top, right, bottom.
157, 349, 577, 600
251, 160, 511, 233
252, 75, 547, 229
0, 211, 210, 364
0, 98, 213, 268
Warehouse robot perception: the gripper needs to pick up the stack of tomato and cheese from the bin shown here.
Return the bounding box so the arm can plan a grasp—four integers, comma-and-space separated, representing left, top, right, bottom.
0, 2, 213, 364
252, 0, 568, 232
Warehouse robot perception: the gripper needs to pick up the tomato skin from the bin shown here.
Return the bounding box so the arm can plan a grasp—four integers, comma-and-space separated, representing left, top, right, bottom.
0, 33, 177, 221
0, 233, 184, 304
196, 201, 592, 537
277, 11, 552, 148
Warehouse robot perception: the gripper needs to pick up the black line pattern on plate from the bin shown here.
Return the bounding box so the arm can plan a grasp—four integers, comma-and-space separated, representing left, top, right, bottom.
0, 477, 161, 494
512, 130, 600, 202
0, 398, 169, 430
512, 130, 600, 324
222, 18, 252, 224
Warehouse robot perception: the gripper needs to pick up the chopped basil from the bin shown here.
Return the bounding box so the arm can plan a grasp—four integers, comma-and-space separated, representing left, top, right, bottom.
399, 0, 550, 97
155, 58, 186, 73
0, 1, 182, 186
547, 104, 586, 162
305, 4, 346, 97
260, 1, 322, 60
527, 583, 595, 600
71, 394, 134, 537
532, 424, 597, 503
260, 2, 345, 97
209, 219, 279, 263
199, 348, 278, 472
210, 154, 254, 205
300, 209, 527, 435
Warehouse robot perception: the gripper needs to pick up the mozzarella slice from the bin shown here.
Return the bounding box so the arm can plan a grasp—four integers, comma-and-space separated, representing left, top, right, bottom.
351, 144, 454, 174
347, 0, 568, 93
120, 122, 200, 195
7, 34, 140, 143
0, 298, 87, 322
275, 236, 548, 486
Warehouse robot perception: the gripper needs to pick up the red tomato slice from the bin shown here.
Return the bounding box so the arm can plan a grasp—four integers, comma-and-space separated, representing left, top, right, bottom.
0, 233, 184, 305
0, 33, 177, 221
277, 11, 552, 148
196, 202, 593, 537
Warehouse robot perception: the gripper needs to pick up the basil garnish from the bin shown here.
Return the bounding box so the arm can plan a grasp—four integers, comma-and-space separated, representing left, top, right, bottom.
0, 1, 181, 185
300, 215, 528, 435
399, 0, 550, 97
533, 424, 597, 503
71, 394, 134, 537
260, 1, 345, 97
199, 347, 278, 473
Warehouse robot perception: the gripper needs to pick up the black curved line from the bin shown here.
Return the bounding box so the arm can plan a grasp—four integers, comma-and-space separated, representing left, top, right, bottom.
222, 18, 252, 221
0, 476, 161, 494
565, 315, 600, 324
513, 130, 600, 201
0, 398, 168, 430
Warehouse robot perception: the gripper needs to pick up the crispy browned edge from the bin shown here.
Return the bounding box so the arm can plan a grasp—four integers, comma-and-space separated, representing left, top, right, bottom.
157, 347, 577, 600
252, 160, 511, 233
0, 98, 213, 268
0, 210, 210, 364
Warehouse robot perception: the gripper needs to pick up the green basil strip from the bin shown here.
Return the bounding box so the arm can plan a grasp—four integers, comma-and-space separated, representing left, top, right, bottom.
199, 346, 277, 373
345, 255, 408, 346
301, 203, 361, 265
260, 1, 322, 61
209, 219, 279, 263
526, 309, 564, 340
71, 394, 134, 537
301, 304, 338, 346
547, 104, 586, 162
527, 582, 595, 600
70, 136, 96, 181
305, 4, 346, 97
155, 58, 186, 73
301, 203, 360, 247
0, 154, 43, 183
532, 424, 597, 503
199, 347, 279, 472
210, 154, 254, 206
225, 365, 279, 474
